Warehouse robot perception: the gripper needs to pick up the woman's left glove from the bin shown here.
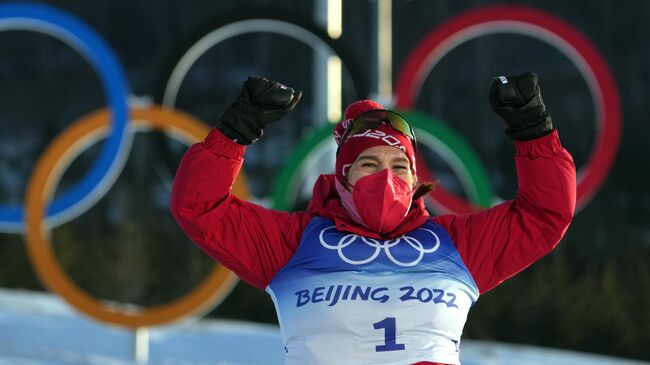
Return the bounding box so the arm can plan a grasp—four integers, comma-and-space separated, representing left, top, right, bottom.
216, 76, 302, 145
489, 72, 554, 141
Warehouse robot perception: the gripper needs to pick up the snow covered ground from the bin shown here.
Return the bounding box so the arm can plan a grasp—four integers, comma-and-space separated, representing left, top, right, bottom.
0, 288, 647, 365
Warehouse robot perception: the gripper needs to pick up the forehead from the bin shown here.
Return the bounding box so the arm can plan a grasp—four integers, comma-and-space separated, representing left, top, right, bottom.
354, 145, 410, 162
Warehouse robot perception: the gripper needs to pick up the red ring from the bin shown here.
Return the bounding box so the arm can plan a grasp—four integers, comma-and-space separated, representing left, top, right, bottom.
395, 5, 621, 211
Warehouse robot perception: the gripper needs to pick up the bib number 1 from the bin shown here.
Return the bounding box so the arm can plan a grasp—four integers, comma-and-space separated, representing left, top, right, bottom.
373, 317, 405, 352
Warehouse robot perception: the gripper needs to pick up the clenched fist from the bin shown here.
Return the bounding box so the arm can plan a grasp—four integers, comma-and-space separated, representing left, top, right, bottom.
489, 72, 553, 141
217, 77, 302, 145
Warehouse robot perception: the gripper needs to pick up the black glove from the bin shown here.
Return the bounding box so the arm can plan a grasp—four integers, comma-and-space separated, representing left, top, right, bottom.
216, 77, 302, 145
489, 72, 553, 141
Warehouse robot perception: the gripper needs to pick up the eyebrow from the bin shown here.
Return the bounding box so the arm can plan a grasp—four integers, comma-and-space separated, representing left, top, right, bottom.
356, 155, 410, 165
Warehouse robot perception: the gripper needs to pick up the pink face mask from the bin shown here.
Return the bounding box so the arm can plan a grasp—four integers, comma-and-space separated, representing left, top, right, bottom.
336, 169, 414, 234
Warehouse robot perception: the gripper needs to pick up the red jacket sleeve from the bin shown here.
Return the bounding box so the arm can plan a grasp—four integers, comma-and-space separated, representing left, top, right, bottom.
433, 130, 576, 294
170, 128, 312, 289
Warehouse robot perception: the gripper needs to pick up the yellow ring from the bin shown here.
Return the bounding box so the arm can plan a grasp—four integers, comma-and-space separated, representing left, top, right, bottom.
25, 106, 244, 328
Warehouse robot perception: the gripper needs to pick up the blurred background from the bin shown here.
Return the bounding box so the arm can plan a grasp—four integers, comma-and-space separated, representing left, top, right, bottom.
0, 0, 648, 364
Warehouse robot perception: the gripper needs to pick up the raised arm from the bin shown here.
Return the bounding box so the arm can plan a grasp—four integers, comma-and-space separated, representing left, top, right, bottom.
170, 77, 312, 289
434, 73, 577, 294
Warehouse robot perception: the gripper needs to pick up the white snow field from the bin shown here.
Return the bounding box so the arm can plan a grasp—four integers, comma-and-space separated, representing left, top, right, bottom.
0, 289, 647, 365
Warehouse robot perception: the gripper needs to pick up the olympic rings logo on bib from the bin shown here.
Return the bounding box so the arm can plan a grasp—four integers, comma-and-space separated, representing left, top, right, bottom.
318, 226, 441, 267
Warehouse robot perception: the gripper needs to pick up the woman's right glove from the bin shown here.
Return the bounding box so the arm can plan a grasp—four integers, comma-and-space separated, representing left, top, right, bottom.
489, 72, 554, 141
216, 76, 302, 145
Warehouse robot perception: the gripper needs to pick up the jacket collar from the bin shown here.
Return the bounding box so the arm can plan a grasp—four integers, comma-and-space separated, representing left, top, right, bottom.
306, 174, 429, 239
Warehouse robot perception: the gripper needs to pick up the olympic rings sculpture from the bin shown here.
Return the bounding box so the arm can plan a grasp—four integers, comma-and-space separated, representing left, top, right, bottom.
319, 226, 441, 267
0, 3, 621, 328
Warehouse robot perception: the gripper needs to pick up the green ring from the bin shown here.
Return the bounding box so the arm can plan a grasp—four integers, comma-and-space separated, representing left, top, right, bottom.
271, 111, 494, 211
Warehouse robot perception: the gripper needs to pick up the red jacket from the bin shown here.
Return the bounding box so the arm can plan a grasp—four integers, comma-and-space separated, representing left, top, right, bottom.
171, 128, 575, 294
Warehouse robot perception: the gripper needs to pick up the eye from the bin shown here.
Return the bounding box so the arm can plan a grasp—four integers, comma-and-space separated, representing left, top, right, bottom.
361, 162, 377, 168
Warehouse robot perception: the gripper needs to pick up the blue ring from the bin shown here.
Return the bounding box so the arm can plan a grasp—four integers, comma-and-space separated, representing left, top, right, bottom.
0, 3, 129, 232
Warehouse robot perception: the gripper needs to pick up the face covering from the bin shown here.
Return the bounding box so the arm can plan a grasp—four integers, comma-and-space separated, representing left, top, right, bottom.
335, 169, 414, 234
